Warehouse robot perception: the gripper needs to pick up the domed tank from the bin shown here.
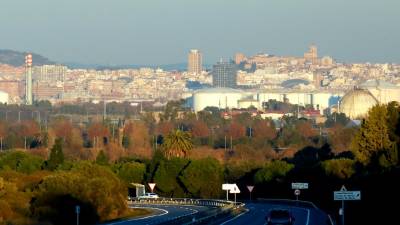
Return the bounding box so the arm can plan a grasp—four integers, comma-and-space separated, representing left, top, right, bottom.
339, 89, 378, 119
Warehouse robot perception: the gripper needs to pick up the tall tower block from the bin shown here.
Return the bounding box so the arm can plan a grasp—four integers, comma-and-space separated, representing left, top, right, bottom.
187, 49, 202, 74
25, 54, 33, 105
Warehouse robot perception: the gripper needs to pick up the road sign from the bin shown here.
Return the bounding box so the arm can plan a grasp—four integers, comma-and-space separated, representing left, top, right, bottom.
222, 183, 235, 191
291, 182, 309, 189
229, 184, 240, 194
148, 183, 156, 192
334, 191, 361, 201
247, 185, 254, 192
294, 189, 301, 196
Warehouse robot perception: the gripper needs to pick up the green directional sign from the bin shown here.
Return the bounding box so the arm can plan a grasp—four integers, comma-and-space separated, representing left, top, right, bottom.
334, 191, 361, 201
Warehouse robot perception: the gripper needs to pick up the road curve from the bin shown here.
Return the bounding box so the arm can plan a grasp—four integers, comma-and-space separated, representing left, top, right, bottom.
220, 202, 332, 225
105, 204, 209, 225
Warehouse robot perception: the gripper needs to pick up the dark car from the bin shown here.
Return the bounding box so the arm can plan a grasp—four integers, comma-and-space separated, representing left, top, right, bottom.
265, 209, 295, 225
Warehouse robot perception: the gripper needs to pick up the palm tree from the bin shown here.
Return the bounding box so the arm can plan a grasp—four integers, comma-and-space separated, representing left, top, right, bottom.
162, 129, 193, 159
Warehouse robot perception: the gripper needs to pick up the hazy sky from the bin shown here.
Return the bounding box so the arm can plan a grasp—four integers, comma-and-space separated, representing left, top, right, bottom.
1, 0, 399, 65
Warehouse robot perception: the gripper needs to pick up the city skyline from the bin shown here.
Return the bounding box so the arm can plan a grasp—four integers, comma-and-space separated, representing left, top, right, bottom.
1, 0, 399, 65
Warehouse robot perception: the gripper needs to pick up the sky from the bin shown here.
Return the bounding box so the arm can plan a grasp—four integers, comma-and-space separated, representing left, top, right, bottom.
1, 0, 399, 65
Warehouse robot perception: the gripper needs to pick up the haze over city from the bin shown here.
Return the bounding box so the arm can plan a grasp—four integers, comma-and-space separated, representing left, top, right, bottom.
1, 0, 400, 65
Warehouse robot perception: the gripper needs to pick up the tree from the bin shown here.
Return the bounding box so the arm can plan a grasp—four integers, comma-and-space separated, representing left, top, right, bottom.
179, 158, 223, 198
96, 150, 109, 165
123, 121, 152, 159
162, 130, 193, 159
190, 121, 210, 138
0, 151, 44, 173
156, 121, 174, 136
113, 162, 146, 184
152, 158, 189, 197
226, 122, 246, 140
46, 138, 64, 170
252, 119, 276, 140
32, 162, 127, 224
0, 121, 6, 150
87, 122, 110, 148
254, 160, 294, 184
322, 158, 355, 179
351, 104, 398, 168
328, 124, 357, 153
386, 101, 400, 143
296, 120, 317, 139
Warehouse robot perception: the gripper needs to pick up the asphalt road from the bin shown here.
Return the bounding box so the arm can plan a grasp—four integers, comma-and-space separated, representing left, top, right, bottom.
220, 202, 332, 225
105, 204, 209, 225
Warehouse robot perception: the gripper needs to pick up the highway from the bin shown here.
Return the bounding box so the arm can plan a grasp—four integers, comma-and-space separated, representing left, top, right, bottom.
220, 202, 332, 225
105, 204, 209, 225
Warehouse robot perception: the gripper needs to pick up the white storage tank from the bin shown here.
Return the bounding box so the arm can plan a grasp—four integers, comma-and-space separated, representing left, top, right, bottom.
193, 88, 244, 112
0, 91, 9, 104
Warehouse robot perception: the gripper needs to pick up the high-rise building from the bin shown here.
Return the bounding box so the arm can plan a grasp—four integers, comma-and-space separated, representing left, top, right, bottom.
304, 44, 318, 65
25, 54, 33, 105
187, 49, 202, 74
234, 53, 246, 64
212, 61, 238, 88
34, 64, 67, 82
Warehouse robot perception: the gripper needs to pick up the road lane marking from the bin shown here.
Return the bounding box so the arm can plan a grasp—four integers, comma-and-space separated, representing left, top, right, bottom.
106, 207, 168, 225
305, 209, 310, 225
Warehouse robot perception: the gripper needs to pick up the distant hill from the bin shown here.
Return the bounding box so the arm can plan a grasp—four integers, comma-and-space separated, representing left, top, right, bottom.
0, 49, 56, 67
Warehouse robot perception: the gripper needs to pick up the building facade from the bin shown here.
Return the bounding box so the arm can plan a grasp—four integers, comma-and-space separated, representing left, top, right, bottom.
212, 61, 238, 88
187, 49, 202, 74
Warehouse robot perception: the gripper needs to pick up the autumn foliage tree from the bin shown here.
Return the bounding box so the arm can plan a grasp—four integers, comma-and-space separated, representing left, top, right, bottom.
252, 119, 276, 140
123, 121, 152, 159
226, 122, 246, 140
88, 122, 110, 149
190, 121, 210, 138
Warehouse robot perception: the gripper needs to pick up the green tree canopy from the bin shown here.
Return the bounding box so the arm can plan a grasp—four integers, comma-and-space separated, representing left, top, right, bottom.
96, 150, 109, 166
351, 104, 398, 168
0, 151, 44, 174
179, 158, 223, 198
32, 162, 127, 224
113, 161, 146, 184
254, 160, 294, 184
322, 158, 355, 179
151, 158, 189, 197
46, 138, 64, 170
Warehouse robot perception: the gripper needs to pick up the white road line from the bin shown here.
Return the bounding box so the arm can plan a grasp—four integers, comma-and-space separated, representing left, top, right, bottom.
219, 208, 249, 225
305, 209, 310, 225
106, 207, 168, 225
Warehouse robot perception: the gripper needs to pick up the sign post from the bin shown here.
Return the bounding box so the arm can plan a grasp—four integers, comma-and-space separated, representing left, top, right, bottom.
246, 185, 254, 201
148, 183, 156, 193
291, 182, 308, 201
230, 185, 240, 204
75, 205, 80, 225
222, 184, 234, 201
334, 185, 361, 225
294, 189, 300, 201
223, 184, 240, 203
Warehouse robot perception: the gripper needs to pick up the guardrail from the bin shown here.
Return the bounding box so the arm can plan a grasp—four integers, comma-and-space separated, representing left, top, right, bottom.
129, 197, 241, 208
128, 197, 244, 225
